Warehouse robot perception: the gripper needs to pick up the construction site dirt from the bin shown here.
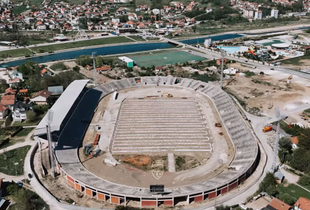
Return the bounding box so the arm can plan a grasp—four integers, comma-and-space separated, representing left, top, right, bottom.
226, 63, 310, 126
79, 86, 235, 188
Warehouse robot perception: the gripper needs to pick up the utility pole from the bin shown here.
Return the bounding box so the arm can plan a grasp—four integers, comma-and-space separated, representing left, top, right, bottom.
220, 49, 227, 89
92, 52, 97, 86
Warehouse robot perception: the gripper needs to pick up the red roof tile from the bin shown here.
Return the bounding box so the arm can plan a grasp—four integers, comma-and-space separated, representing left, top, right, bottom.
295, 197, 310, 210
269, 198, 291, 210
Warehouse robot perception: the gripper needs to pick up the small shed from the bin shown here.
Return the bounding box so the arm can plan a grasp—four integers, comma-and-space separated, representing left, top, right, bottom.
274, 171, 285, 183
118, 56, 134, 68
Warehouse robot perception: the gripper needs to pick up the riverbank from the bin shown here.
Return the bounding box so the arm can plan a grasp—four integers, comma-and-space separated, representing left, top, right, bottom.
173, 23, 310, 40
1, 23, 309, 68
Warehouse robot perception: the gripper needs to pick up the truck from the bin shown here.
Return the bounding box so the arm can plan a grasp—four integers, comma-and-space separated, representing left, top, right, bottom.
262, 126, 272, 133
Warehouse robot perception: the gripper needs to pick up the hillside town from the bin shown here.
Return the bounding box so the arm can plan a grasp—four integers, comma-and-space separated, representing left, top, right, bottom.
0, 0, 309, 34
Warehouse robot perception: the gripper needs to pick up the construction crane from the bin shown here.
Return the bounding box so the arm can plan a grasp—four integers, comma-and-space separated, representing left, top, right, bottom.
272, 107, 287, 173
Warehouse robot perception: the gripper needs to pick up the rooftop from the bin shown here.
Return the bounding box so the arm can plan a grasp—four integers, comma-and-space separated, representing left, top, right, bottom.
34, 79, 89, 136
295, 197, 310, 210
269, 198, 291, 210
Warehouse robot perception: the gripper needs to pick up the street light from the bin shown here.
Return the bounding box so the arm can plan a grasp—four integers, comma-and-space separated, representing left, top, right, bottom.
92, 52, 97, 86
220, 49, 227, 89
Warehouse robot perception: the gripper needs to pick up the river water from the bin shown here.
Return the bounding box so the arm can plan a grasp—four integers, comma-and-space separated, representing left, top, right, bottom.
0, 34, 243, 67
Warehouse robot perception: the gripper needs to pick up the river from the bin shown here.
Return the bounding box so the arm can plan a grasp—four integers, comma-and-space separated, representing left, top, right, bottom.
0, 34, 243, 67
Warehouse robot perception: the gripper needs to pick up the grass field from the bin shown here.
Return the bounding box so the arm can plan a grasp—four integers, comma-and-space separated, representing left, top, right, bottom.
128, 36, 145, 41
12, 6, 28, 15
278, 184, 310, 200
15, 128, 33, 137
129, 51, 206, 67
282, 53, 310, 66
30, 37, 133, 53
0, 48, 34, 58
0, 146, 31, 175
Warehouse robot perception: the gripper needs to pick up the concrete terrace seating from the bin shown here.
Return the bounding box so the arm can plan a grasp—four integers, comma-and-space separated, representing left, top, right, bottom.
111, 98, 211, 154
56, 76, 259, 199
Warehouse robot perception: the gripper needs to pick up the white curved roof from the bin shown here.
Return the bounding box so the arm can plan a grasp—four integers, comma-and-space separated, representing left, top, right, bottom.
34, 79, 89, 136
271, 43, 290, 48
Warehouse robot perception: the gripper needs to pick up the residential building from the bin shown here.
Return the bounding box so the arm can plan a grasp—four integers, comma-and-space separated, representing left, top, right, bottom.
264, 198, 292, 210
48, 86, 64, 95
271, 9, 279, 18
295, 197, 310, 210
4, 87, 17, 95
291, 136, 299, 149
12, 101, 29, 122
96, 65, 111, 72
9, 70, 23, 81
255, 10, 263, 20
41, 68, 53, 77
30, 90, 51, 105
216, 58, 226, 65
1, 95, 15, 110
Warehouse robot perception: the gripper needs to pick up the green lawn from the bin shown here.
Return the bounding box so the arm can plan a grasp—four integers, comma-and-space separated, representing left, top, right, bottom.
0, 145, 31, 175
30, 37, 133, 53
12, 6, 28, 15
15, 128, 33, 137
0, 48, 34, 58
13, 120, 40, 127
30, 0, 44, 6
128, 36, 146, 41
282, 53, 310, 66
278, 184, 310, 200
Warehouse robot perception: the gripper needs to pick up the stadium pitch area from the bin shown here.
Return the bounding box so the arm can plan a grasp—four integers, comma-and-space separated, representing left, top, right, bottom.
129, 51, 206, 67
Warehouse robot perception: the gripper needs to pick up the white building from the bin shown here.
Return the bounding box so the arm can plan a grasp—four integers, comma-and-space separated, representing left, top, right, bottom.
271, 9, 279, 18
255, 10, 262, 20
30, 90, 51, 105
12, 108, 27, 122
9, 70, 23, 81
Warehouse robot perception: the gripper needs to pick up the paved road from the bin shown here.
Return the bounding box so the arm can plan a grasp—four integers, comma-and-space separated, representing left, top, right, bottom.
162, 37, 310, 81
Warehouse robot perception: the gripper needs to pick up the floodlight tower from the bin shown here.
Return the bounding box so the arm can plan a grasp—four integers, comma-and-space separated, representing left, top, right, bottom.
220, 49, 227, 89
272, 107, 287, 172
46, 110, 56, 178
92, 52, 97, 86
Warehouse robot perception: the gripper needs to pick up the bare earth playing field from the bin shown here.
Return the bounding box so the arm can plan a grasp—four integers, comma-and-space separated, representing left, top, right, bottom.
79, 86, 234, 188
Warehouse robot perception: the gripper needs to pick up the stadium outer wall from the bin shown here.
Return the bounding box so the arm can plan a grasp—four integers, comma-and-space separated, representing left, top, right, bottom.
54, 77, 260, 208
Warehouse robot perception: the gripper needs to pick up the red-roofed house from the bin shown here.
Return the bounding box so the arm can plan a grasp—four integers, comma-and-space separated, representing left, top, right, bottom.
30, 90, 52, 105
41, 68, 53, 77
1, 95, 15, 110
295, 197, 310, 210
96, 65, 111, 72
291, 136, 299, 149
268, 198, 291, 210
4, 87, 17, 95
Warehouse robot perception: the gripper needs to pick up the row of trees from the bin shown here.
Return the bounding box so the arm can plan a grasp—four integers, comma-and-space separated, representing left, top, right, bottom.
76, 55, 121, 68
14, 60, 84, 93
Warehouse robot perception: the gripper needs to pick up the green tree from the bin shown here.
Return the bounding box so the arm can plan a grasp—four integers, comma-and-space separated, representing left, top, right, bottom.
290, 148, 310, 173
26, 111, 37, 122
298, 175, 310, 187
258, 172, 278, 196
279, 193, 296, 205
119, 15, 128, 22
298, 128, 310, 150
279, 137, 292, 152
